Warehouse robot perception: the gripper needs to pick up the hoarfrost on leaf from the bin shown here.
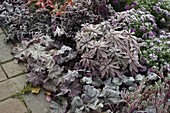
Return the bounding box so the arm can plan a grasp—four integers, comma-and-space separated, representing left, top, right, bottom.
112, 77, 122, 86
82, 77, 93, 84
122, 76, 135, 85
99, 88, 125, 104
135, 74, 145, 82
71, 96, 84, 112
147, 72, 159, 80
48, 65, 63, 79
60, 80, 81, 97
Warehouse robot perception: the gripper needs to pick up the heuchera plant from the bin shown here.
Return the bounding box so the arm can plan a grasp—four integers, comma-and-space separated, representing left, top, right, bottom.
0, 0, 53, 43
61, 0, 114, 39
61, 2, 103, 39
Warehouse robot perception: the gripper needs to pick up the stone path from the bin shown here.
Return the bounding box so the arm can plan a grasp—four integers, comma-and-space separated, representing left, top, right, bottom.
0, 28, 50, 113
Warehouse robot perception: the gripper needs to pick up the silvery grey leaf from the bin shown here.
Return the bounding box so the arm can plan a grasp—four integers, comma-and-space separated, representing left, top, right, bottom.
122, 76, 135, 85
135, 74, 145, 82
128, 85, 137, 92
105, 110, 113, 113
3, 1, 13, 12
71, 96, 84, 112
104, 77, 120, 90
82, 85, 100, 100
54, 26, 65, 37
100, 88, 120, 98
147, 72, 158, 80
104, 77, 112, 86
82, 77, 93, 84
99, 88, 125, 104
112, 77, 122, 86
92, 75, 103, 87
60, 80, 81, 97
63, 70, 79, 83
145, 106, 156, 113
0, 14, 6, 26
48, 65, 63, 79
88, 99, 103, 110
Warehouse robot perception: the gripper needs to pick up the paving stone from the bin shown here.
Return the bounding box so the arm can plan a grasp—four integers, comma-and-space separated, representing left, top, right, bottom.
0, 98, 27, 113
0, 28, 3, 34
0, 33, 9, 48
0, 66, 7, 82
0, 75, 26, 101
23, 90, 50, 113
0, 47, 13, 63
0, 33, 6, 42
2, 61, 26, 78
0, 34, 13, 63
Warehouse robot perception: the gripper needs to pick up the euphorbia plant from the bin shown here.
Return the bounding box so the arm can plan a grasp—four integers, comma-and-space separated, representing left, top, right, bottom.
75, 21, 144, 77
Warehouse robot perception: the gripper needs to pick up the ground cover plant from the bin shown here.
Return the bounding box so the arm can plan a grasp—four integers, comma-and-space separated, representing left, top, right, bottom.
0, 0, 170, 113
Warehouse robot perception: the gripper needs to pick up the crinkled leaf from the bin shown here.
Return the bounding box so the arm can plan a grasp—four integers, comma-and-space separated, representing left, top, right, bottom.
43, 80, 58, 93
135, 74, 145, 82
60, 80, 81, 97
71, 96, 84, 112
63, 70, 79, 83
82, 77, 93, 84
112, 77, 122, 86
147, 72, 158, 81
122, 76, 135, 85
81, 85, 100, 101
104, 77, 120, 91
27, 72, 45, 87
50, 99, 68, 113
48, 65, 63, 79
99, 88, 125, 104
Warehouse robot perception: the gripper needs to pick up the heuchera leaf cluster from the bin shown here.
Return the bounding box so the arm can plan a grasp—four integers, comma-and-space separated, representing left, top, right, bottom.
61, 2, 102, 39
0, 0, 53, 43
61, 0, 114, 39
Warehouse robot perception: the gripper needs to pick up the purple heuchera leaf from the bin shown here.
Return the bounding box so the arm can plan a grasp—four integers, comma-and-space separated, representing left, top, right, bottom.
60, 80, 81, 97
43, 80, 58, 93
81, 85, 100, 101
63, 70, 79, 83
27, 72, 45, 86
48, 65, 63, 79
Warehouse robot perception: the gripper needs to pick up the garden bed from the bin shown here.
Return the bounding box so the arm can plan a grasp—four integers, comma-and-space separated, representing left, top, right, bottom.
0, 0, 170, 113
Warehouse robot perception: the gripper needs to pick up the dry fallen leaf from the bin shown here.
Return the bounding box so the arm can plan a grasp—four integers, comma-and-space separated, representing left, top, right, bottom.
45, 91, 51, 96
31, 87, 41, 94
